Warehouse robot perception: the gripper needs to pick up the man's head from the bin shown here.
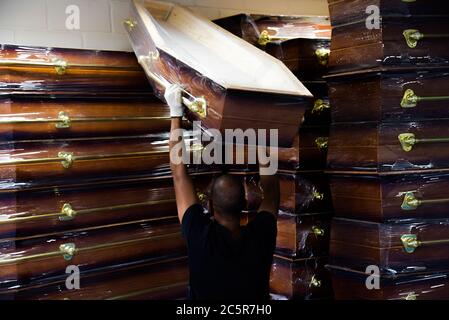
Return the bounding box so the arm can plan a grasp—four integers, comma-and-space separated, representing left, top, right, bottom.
211, 174, 246, 220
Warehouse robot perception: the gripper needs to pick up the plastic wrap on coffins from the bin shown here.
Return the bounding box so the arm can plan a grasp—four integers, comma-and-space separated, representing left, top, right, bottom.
0, 255, 188, 300
327, 68, 449, 123
125, 1, 313, 147
327, 121, 449, 173
279, 171, 332, 214
276, 211, 331, 258
0, 218, 185, 293
214, 14, 331, 81
0, 44, 151, 93
270, 256, 332, 300
328, 16, 449, 73
330, 217, 449, 276
327, 0, 449, 27
0, 95, 173, 140
330, 171, 449, 222
0, 132, 210, 187
0, 172, 216, 238
327, 264, 449, 300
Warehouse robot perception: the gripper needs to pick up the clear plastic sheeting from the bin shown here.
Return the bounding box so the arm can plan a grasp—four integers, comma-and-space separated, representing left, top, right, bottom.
330, 217, 449, 276
0, 45, 150, 93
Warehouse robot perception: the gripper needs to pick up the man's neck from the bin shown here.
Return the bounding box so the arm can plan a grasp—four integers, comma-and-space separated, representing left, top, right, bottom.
215, 214, 241, 237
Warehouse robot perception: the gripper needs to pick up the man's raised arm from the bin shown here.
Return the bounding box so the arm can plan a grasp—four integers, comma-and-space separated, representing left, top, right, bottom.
165, 85, 198, 223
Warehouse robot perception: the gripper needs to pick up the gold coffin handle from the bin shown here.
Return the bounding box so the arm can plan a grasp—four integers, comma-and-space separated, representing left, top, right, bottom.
401, 234, 421, 254
313, 190, 325, 201
403, 29, 449, 49
59, 203, 77, 221
59, 243, 77, 261
401, 89, 449, 108
137, 55, 207, 118
312, 226, 325, 237
401, 191, 449, 211
315, 137, 329, 150
312, 99, 330, 114
398, 133, 449, 152
315, 48, 330, 66
123, 18, 137, 31
309, 275, 322, 288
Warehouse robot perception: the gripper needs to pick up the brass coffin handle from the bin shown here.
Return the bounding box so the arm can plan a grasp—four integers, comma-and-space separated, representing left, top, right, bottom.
309, 275, 322, 288
403, 29, 449, 49
258, 30, 287, 46
401, 234, 449, 254
59, 203, 77, 221
398, 133, 449, 152
315, 137, 329, 150
137, 55, 207, 118
401, 191, 449, 211
311, 99, 330, 114
123, 18, 137, 31
312, 226, 325, 237
313, 190, 325, 201
59, 243, 77, 261
401, 89, 449, 108
315, 48, 330, 66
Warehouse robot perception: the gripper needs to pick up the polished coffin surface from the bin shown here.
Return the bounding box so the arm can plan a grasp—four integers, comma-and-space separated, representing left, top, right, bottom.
0, 133, 206, 184
125, 0, 313, 147
0, 44, 150, 93
330, 172, 449, 222
0, 256, 188, 300
0, 95, 172, 140
327, 121, 449, 173
330, 217, 449, 275
327, 0, 449, 27
327, 68, 449, 123
0, 219, 185, 288
276, 212, 331, 258
328, 265, 449, 300
213, 14, 331, 80
279, 171, 332, 214
329, 16, 449, 73
0, 173, 214, 238
270, 256, 332, 300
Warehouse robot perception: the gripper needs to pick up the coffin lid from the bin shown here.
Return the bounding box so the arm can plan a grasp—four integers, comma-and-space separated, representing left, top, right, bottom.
133, 0, 312, 97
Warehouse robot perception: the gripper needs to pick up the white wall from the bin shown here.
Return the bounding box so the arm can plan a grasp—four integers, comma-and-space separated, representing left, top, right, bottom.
0, 0, 328, 52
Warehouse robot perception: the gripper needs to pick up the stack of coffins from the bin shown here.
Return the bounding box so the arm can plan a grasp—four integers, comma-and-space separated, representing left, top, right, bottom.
0, 44, 216, 300
325, 0, 449, 300
214, 14, 334, 299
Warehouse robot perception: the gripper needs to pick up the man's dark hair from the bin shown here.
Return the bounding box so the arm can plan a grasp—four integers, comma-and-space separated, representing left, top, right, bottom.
211, 175, 246, 217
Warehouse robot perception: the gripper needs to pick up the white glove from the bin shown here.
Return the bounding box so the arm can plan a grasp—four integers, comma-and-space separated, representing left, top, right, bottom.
164, 84, 184, 118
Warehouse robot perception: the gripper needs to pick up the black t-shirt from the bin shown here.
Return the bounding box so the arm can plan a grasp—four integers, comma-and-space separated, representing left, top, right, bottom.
181, 203, 277, 300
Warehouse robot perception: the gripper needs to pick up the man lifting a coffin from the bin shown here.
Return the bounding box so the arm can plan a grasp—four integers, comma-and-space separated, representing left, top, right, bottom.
166, 84, 279, 300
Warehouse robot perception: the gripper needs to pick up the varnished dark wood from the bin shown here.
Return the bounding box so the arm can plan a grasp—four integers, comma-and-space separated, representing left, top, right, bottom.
270, 256, 332, 300
330, 217, 449, 276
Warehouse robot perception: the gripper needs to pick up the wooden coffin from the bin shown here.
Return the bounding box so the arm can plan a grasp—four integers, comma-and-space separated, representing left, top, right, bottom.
124, 0, 313, 147
0, 133, 205, 185
329, 16, 449, 73
0, 44, 151, 93
330, 172, 449, 222
327, 121, 449, 173
214, 14, 331, 80
328, 0, 449, 27
328, 265, 449, 300
270, 256, 332, 300
330, 217, 449, 276
279, 171, 332, 214
327, 67, 449, 123
0, 256, 188, 300
0, 218, 185, 288
0, 172, 215, 238
276, 212, 331, 258
222, 125, 329, 172
0, 95, 173, 140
